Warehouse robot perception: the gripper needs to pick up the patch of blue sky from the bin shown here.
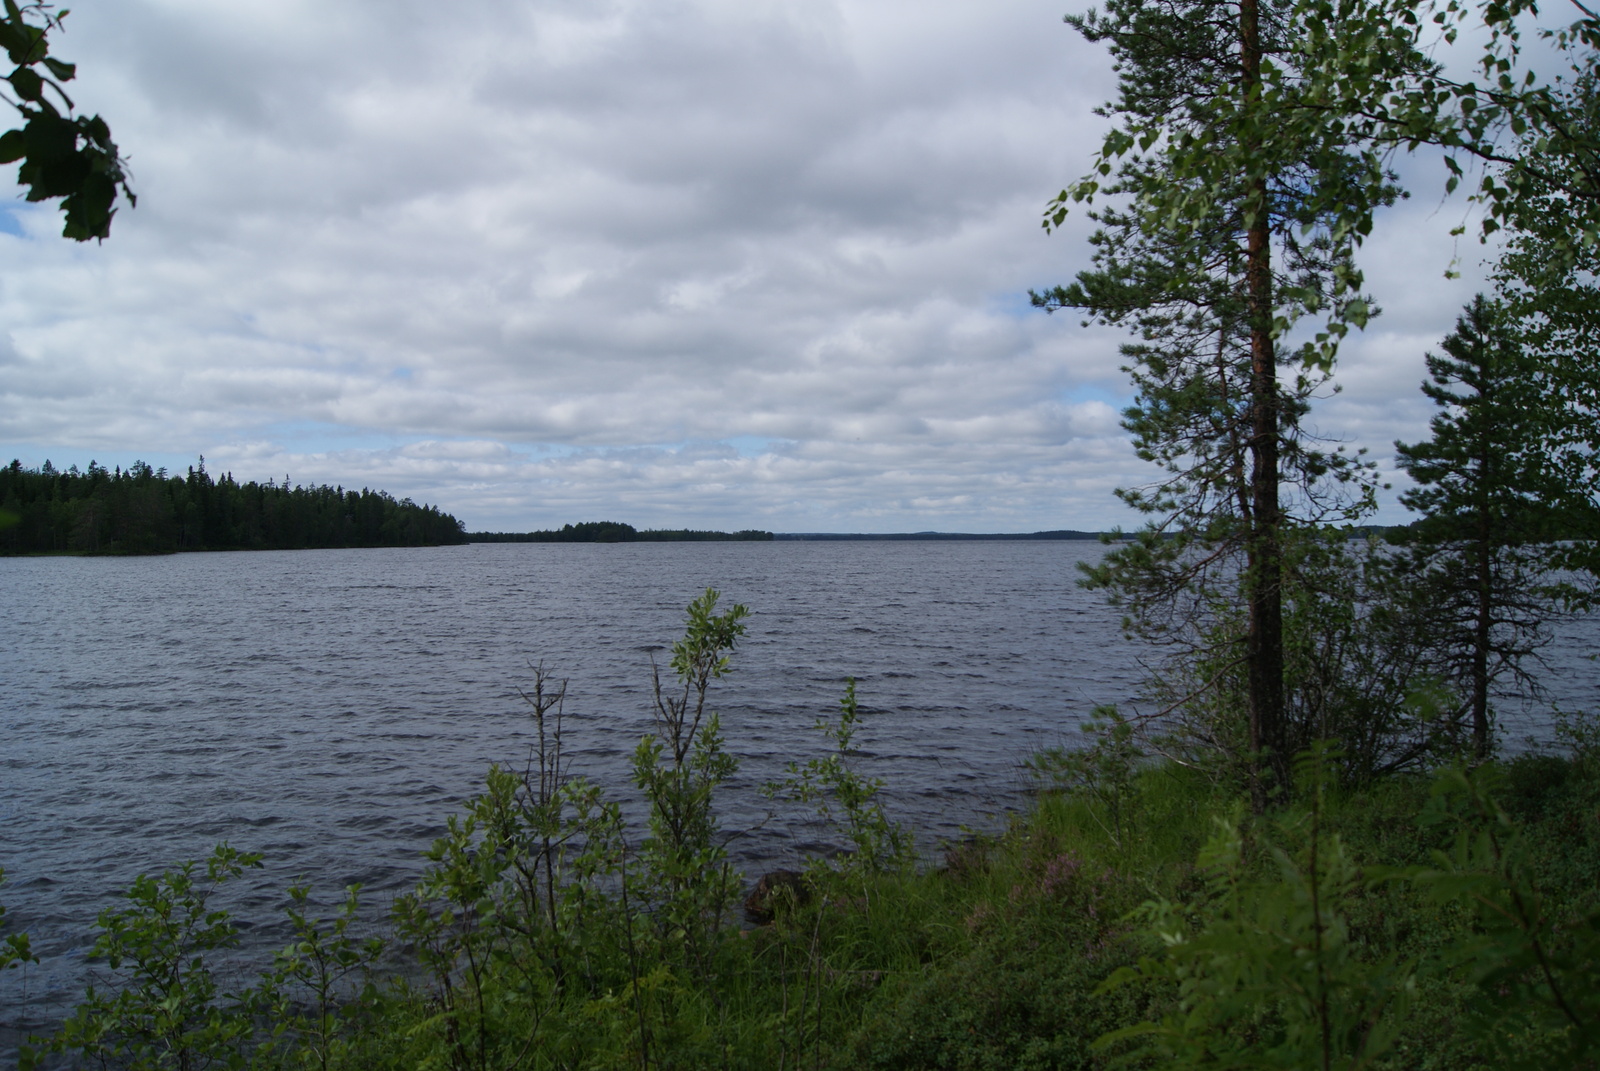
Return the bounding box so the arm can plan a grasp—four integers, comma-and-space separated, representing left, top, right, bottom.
987, 289, 1047, 320
723, 435, 785, 458
259, 420, 416, 455
0, 204, 26, 237
1061, 384, 1133, 409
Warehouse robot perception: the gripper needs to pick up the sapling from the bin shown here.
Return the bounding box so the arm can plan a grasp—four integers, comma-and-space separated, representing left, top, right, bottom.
632, 588, 749, 962
390, 770, 521, 1071
262, 882, 385, 1071
1025, 705, 1143, 848
766, 678, 911, 883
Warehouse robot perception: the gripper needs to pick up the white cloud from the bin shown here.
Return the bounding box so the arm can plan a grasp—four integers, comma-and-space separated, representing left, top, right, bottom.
0, 0, 1521, 531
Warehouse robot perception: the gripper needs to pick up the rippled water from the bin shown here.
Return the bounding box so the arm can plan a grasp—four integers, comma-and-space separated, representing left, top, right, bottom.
2, 540, 1596, 1048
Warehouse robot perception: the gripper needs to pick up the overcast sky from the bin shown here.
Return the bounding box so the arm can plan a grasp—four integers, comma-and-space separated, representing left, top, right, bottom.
0, 0, 1519, 532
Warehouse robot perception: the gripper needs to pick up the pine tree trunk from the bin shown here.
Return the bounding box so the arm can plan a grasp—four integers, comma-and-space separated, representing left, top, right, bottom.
1241, 0, 1288, 810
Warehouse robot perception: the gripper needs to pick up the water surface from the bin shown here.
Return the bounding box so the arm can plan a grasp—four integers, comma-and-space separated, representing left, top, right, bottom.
2, 540, 1594, 1044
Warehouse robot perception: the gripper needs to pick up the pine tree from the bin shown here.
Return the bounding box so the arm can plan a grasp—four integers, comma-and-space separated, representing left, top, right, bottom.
1035, 0, 1407, 805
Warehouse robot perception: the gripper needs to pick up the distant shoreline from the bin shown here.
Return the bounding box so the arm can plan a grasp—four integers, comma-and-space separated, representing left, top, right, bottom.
467, 527, 1109, 543
467, 526, 1404, 544
771, 530, 1103, 541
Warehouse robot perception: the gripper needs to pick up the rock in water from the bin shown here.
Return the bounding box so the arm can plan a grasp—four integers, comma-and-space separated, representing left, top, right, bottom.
744, 869, 810, 924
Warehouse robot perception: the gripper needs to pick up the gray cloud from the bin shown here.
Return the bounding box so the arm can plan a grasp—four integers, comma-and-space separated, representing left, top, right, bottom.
0, 0, 1505, 530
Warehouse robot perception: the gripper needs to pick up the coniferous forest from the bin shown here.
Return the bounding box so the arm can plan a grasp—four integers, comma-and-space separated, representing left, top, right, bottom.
0, 458, 467, 555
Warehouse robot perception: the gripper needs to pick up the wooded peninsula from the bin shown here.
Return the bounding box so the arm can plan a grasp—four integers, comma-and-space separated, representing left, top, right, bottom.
0, 458, 468, 555
469, 521, 773, 542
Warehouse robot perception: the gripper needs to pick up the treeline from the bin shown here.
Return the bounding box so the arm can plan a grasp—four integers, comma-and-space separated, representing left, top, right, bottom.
775, 529, 1103, 541
0, 458, 467, 555
470, 521, 774, 543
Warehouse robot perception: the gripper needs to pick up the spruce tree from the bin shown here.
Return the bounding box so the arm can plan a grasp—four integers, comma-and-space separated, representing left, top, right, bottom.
1394, 295, 1574, 758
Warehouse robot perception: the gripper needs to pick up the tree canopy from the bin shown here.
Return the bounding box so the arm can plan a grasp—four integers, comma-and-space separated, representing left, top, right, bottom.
1040, 0, 1600, 789
0, 458, 467, 554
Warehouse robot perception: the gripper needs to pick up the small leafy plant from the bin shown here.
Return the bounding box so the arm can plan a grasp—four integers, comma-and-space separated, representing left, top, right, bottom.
0, 865, 37, 973
1098, 750, 1415, 1070
35, 844, 264, 1071
261, 883, 385, 1071
632, 588, 749, 957
767, 678, 911, 882
1025, 704, 1144, 848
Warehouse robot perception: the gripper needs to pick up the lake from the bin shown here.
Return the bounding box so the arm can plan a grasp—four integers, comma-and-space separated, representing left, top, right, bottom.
2, 539, 1596, 1046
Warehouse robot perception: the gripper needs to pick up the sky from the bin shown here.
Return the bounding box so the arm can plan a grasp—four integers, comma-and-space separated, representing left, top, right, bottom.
0, 0, 1527, 532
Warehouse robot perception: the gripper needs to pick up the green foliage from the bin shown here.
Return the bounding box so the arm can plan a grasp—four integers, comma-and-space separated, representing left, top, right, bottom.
33, 844, 265, 1071
1040, 0, 1600, 810
1489, 140, 1600, 589
1025, 706, 1143, 848
1036, 0, 1411, 805
389, 772, 525, 1071
1061, 0, 1600, 250
1088, 752, 1600, 1071
0, 866, 37, 973
1039, 0, 1415, 358
1408, 765, 1600, 1068
766, 678, 912, 881
840, 766, 1205, 1071
1392, 295, 1576, 757
633, 588, 748, 961
1555, 709, 1600, 771
1330, 0, 1600, 252
1100, 753, 1415, 1070
368, 664, 636, 1069
20, 742, 1600, 1071
259, 883, 385, 1071
1100, 530, 1461, 788
850, 927, 1132, 1071
0, 1, 133, 240
0, 457, 468, 554
1266, 540, 1452, 779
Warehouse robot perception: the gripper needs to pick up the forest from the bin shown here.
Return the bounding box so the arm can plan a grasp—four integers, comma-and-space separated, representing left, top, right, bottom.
6, 0, 1600, 1065
0, 458, 468, 555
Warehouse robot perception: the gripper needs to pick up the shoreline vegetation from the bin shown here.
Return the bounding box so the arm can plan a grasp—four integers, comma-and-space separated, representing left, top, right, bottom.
0, 459, 467, 556
468, 521, 775, 542
466, 526, 1117, 542
5, 592, 1599, 1070
2, 458, 1431, 556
